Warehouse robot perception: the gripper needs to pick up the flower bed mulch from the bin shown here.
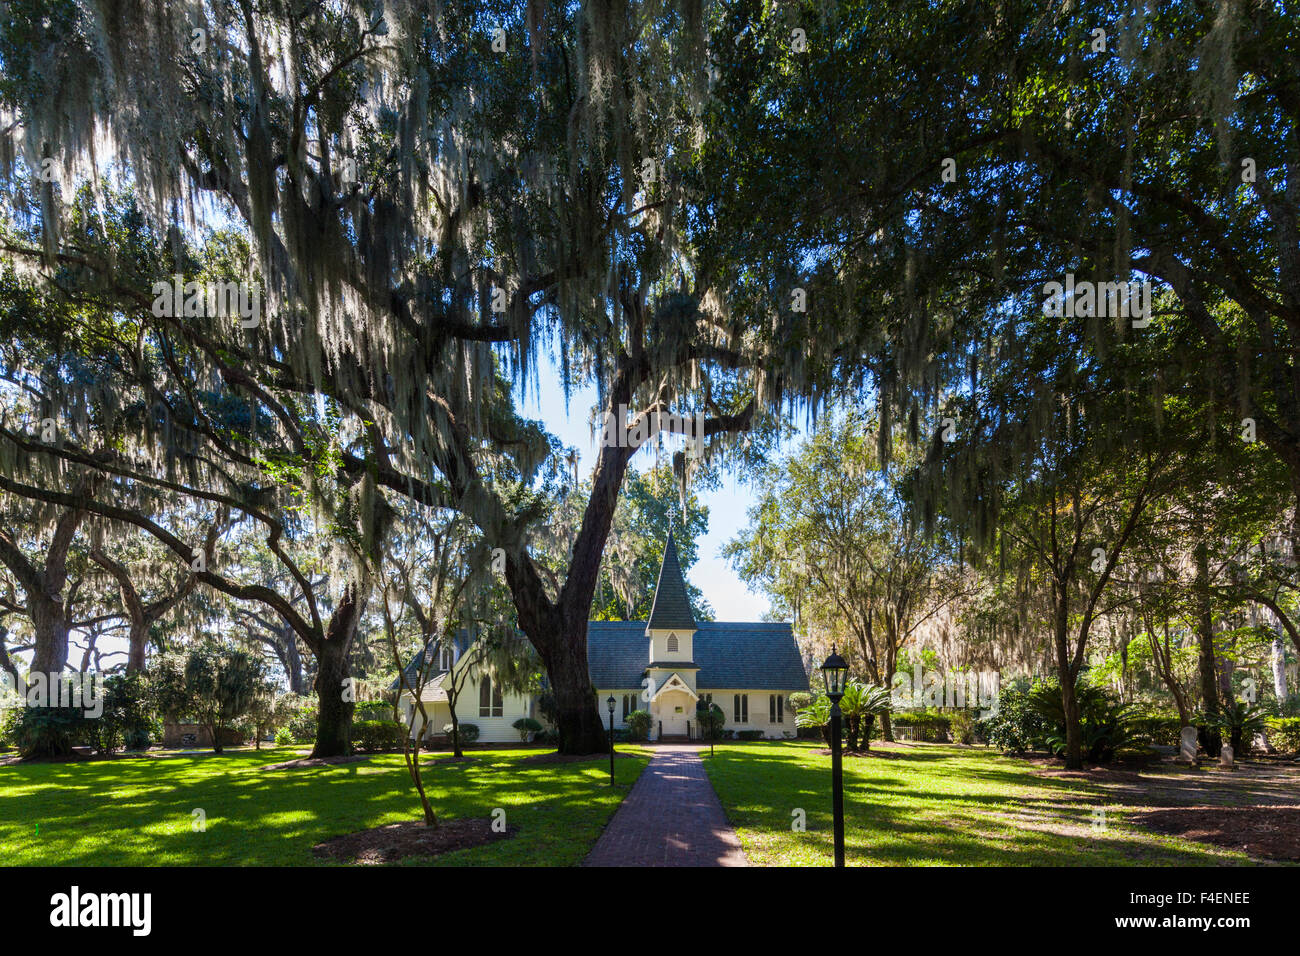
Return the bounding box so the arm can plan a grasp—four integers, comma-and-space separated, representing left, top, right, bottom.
1130, 806, 1300, 861
312, 817, 516, 864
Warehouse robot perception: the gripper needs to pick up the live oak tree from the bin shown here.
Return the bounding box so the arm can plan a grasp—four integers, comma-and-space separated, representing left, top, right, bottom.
705, 0, 1299, 764
727, 410, 963, 741
0, 213, 379, 756
0, 0, 859, 752
0, 479, 99, 674
89, 523, 220, 673
553, 462, 713, 623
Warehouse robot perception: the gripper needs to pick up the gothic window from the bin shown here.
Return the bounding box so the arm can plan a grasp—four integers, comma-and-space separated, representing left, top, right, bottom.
478, 676, 503, 717
770, 694, 785, 723
667, 633, 679, 653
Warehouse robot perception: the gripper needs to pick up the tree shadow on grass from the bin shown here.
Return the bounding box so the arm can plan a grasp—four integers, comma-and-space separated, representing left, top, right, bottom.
1, 749, 650, 867
702, 742, 1257, 866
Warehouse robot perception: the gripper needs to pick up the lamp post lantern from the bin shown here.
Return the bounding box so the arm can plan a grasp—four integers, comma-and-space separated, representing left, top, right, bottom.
821, 646, 848, 867
606, 695, 616, 786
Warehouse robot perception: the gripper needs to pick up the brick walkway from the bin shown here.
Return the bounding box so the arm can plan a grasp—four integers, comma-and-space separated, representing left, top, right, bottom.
583, 743, 748, 867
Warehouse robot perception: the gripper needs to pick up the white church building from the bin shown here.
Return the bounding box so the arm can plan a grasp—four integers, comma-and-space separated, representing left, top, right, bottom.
394, 533, 808, 743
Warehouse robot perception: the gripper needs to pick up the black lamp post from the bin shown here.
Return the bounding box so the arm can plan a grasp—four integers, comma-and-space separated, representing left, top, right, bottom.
606, 695, 616, 785
821, 646, 848, 867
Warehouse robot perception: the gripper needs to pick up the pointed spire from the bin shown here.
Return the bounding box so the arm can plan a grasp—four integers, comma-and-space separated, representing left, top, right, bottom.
647, 531, 696, 631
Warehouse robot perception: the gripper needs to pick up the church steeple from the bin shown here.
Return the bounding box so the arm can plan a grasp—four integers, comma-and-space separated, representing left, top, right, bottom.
647, 531, 697, 632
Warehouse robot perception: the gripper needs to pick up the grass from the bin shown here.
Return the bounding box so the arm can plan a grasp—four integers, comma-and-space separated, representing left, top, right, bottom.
702, 740, 1271, 866
0, 746, 650, 866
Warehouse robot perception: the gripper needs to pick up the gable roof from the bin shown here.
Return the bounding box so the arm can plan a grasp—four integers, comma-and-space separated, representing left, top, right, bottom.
585, 620, 807, 691
396, 621, 807, 695
646, 534, 697, 631
389, 630, 474, 692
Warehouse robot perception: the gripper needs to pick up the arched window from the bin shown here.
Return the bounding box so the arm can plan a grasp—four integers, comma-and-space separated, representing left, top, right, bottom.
478, 676, 503, 717
666, 634, 679, 653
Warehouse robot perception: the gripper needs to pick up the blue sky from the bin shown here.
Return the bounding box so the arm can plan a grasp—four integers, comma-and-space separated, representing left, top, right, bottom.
518, 360, 777, 622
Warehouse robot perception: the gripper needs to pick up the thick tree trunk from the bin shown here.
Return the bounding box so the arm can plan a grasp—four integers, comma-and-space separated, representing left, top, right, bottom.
310, 586, 363, 758
497, 379, 645, 755
284, 629, 305, 695
546, 627, 608, 754
312, 638, 354, 757
30, 596, 70, 674
1194, 544, 1222, 757
126, 621, 148, 674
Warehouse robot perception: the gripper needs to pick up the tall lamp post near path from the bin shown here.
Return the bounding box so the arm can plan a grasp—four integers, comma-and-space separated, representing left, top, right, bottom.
607, 695, 616, 786
821, 647, 848, 867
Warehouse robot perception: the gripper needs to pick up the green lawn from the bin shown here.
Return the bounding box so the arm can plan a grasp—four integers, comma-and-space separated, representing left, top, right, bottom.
0, 746, 649, 866
702, 740, 1270, 866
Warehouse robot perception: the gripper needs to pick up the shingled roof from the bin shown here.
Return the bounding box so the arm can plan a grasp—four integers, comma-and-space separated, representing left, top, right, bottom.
394, 533, 808, 696
388, 630, 474, 692
646, 534, 697, 631
586, 620, 808, 691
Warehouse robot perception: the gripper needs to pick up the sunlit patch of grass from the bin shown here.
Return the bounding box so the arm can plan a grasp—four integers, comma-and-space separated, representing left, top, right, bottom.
0, 746, 649, 866
701, 741, 1267, 867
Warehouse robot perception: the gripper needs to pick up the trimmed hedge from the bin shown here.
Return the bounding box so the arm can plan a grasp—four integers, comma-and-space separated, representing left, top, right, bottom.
891, 710, 951, 742
736, 729, 766, 740
351, 719, 405, 752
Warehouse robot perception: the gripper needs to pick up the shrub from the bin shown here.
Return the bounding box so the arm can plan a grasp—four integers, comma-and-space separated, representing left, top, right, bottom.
694, 703, 725, 741
948, 709, 976, 744
151, 642, 269, 753
980, 687, 1050, 754
1266, 716, 1300, 753
1028, 680, 1136, 763
83, 674, 155, 755
1195, 698, 1269, 754
281, 695, 318, 743
794, 695, 831, 743
354, 701, 394, 721
274, 727, 294, 746
890, 709, 952, 741
444, 722, 479, 746
737, 729, 766, 740
5, 706, 90, 758
512, 717, 542, 741
1128, 711, 1183, 747
786, 692, 813, 713
625, 709, 652, 742
351, 719, 405, 752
